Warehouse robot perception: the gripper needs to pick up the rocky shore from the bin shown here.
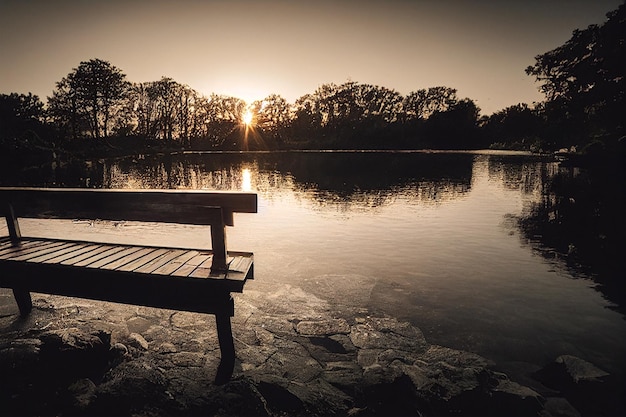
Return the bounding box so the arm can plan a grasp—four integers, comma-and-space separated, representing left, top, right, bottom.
0, 286, 622, 416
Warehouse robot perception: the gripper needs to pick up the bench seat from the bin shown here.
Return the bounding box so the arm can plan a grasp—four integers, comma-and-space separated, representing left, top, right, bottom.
0, 235, 253, 314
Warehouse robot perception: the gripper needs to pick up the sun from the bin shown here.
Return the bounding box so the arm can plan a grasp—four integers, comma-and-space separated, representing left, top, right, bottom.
242, 109, 253, 126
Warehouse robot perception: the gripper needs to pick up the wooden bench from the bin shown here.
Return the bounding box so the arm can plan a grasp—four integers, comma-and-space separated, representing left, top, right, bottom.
0, 187, 257, 384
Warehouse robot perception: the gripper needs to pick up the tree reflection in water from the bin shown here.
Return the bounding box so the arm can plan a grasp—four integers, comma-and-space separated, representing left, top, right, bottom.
515, 160, 626, 313
100, 151, 474, 210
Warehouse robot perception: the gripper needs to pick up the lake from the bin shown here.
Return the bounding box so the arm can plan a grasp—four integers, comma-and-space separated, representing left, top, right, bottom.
2, 149, 625, 388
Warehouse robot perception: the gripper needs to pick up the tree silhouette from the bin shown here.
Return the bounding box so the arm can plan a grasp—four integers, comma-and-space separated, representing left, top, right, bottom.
526, 3, 625, 149
0, 93, 47, 149
481, 103, 544, 150
249, 94, 291, 147
48, 59, 130, 141
423, 98, 481, 149
403, 87, 458, 121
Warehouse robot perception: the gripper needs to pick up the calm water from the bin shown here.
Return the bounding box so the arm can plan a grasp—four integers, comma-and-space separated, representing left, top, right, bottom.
2, 150, 625, 387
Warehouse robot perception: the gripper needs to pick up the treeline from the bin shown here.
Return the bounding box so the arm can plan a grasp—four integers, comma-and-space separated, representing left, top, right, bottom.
0, 74, 541, 154
0, 68, 494, 153
1, 3, 623, 156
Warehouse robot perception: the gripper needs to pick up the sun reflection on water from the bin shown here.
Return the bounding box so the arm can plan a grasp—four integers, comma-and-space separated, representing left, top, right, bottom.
241, 167, 252, 191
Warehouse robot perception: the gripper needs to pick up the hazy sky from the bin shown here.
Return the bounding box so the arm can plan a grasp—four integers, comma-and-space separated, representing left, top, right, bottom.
0, 0, 622, 115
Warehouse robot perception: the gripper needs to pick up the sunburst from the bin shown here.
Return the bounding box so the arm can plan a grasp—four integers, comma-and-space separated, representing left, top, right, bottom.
242, 109, 253, 126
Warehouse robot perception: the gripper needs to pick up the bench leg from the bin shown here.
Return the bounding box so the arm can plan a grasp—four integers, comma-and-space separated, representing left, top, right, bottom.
214, 307, 235, 385
12, 288, 32, 317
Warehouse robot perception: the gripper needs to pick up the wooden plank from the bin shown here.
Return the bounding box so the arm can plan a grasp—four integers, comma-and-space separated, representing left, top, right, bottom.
170, 253, 212, 277
0, 241, 13, 253
228, 256, 245, 272
0, 240, 56, 258
189, 266, 213, 279
3, 241, 70, 261
133, 249, 187, 274
230, 256, 253, 273
73, 246, 129, 267
86, 246, 144, 269
42, 243, 102, 264
0, 237, 14, 247
24, 242, 85, 263
115, 248, 168, 272
0, 188, 258, 225
60, 245, 118, 265
189, 254, 221, 279
151, 250, 200, 275
188, 255, 251, 281
0, 239, 48, 257
102, 247, 157, 270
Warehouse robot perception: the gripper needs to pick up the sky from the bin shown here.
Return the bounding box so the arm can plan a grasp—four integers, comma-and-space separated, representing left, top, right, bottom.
0, 0, 622, 115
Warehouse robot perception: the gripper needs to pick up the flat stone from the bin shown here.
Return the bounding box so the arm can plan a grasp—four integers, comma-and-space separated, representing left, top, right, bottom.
349, 317, 428, 352
171, 351, 205, 367
127, 333, 149, 350
255, 350, 323, 383
542, 397, 581, 417
296, 318, 351, 336
253, 326, 276, 345
126, 316, 152, 334
490, 378, 545, 416
357, 348, 384, 367
362, 362, 404, 386
417, 345, 491, 368
533, 354, 612, 392
494, 377, 542, 399
170, 311, 211, 329
556, 355, 610, 383
158, 342, 177, 354
322, 361, 363, 388
239, 345, 279, 370
40, 328, 108, 352
399, 363, 433, 390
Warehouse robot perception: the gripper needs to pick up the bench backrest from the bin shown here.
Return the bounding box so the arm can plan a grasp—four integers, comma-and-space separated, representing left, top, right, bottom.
0, 187, 258, 270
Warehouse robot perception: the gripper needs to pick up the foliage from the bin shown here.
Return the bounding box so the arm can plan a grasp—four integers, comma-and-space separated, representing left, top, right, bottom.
525, 3, 625, 149
0, 93, 51, 151
422, 98, 482, 149
250, 94, 291, 147
130, 77, 200, 145
481, 103, 544, 150
403, 86, 458, 121
9, 68, 485, 152
47, 59, 130, 141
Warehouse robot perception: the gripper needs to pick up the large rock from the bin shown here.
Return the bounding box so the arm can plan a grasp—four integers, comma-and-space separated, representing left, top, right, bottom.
0, 338, 42, 373
533, 355, 623, 416
89, 359, 170, 416
554, 355, 610, 383
255, 374, 352, 416
39, 327, 111, 380
534, 354, 610, 391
